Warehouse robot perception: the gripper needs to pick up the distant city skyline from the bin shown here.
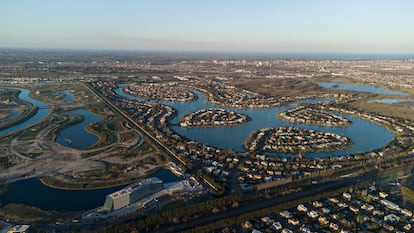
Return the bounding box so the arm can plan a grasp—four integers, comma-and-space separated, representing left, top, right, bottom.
1, 0, 414, 54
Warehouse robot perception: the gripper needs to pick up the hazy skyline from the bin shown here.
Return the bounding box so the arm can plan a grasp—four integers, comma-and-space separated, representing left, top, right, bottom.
1, 0, 414, 54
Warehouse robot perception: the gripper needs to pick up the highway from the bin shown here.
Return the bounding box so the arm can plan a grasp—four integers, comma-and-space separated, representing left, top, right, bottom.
153, 160, 414, 233
82, 82, 219, 192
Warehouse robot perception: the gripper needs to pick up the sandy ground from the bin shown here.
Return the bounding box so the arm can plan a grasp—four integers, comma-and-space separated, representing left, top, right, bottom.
0, 117, 158, 186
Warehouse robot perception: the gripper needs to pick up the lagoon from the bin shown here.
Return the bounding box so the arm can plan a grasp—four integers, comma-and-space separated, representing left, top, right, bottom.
115, 85, 394, 157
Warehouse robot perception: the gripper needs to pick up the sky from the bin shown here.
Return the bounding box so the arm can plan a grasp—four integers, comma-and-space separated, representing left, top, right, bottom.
1, 0, 414, 54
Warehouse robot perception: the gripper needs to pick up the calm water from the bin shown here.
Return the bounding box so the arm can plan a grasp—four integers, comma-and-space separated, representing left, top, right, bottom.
318, 82, 408, 96
0, 88, 50, 137
152, 168, 182, 183
0, 168, 179, 211
58, 90, 74, 102
0, 179, 127, 211
115, 85, 394, 157
369, 98, 414, 104
55, 109, 101, 149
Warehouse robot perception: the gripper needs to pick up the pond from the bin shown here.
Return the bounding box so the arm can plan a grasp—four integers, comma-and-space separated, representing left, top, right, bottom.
0, 169, 180, 211
57, 90, 74, 102
55, 109, 101, 149
0, 179, 127, 211
318, 82, 409, 96
368, 99, 413, 104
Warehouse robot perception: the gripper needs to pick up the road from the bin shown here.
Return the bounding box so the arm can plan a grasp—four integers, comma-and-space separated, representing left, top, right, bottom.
82, 82, 219, 192
153, 157, 414, 233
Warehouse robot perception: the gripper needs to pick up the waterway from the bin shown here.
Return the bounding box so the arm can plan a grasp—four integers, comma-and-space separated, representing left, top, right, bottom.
0, 88, 50, 137
115, 85, 394, 157
55, 109, 101, 149
0, 168, 180, 211
318, 82, 408, 96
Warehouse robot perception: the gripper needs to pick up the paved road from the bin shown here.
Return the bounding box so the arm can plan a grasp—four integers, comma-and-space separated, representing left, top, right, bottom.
153, 157, 414, 233
153, 173, 369, 233
82, 82, 219, 192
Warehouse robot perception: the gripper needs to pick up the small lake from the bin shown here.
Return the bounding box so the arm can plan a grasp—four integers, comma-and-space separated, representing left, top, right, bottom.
0, 179, 126, 211
0, 88, 50, 137
0, 168, 180, 211
318, 82, 409, 96
368, 99, 414, 104
115, 85, 395, 158
55, 109, 101, 149
57, 90, 74, 102
152, 168, 182, 183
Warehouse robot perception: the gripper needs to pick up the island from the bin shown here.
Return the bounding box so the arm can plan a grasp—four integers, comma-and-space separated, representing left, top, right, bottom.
245, 126, 350, 153
125, 83, 196, 102
180, 108, 251, 128
278, 106, 352, 127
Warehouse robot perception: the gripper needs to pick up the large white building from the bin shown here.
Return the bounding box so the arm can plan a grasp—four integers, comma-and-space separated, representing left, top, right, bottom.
104, 177, 163, 211
7, 225, 30, 233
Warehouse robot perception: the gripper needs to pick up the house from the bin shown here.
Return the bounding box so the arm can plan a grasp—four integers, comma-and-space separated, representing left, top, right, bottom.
313, 201, 323, 208
319, 216, 329, 225
379, 192, 388, 198
280, 210, 292, 219
288, 218, 299, 226
383, 223, 394, 231
349, 206, 359, 213
328, 197, 339, 203
272, 222, 282, 230
373, 210, 384, 216
330, 222, 339, 231
242, 221, 253, 229
261, 216, 271, 224
361, 203, 374, 211
404, 223, 412, 231
343, 192, 351, 200
300, 226, 311, 233
384, 214, 400, 222
381, 199, 400, 211
297, 204, 308, 212
401, 208, 412, 217
307, 211, 318, 218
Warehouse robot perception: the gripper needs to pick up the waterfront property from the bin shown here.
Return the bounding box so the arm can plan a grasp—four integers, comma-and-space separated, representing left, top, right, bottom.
125, 82, 196, 102
115, 83, 394, 157
246, 126, 350, 153
180, 108, 250, 128
279, 106, 351, 127
103, 177, 163, 211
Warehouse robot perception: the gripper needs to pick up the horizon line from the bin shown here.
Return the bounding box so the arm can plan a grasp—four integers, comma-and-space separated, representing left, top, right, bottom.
1, 47, 414, 59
